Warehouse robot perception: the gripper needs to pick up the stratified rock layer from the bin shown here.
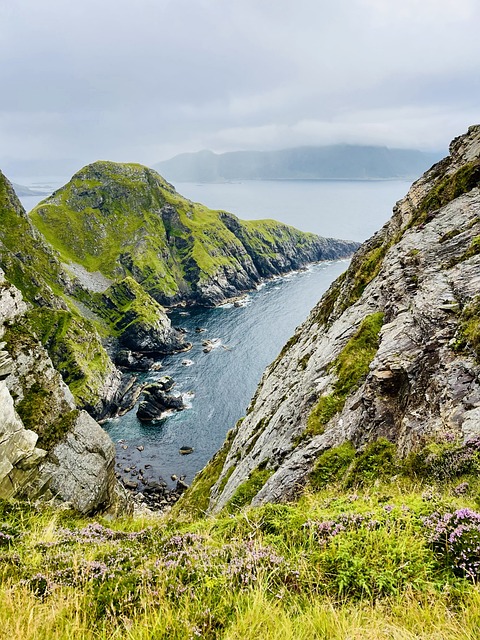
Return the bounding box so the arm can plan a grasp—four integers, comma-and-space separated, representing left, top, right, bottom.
207, 125, 480, 513
0, 268, 129, 514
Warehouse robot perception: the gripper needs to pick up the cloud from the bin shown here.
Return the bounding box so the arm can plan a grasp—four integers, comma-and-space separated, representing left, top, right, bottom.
0, 0, 479, 173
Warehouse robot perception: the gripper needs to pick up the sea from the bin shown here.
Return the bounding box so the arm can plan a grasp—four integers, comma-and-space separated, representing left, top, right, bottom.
17, 177, 410, 486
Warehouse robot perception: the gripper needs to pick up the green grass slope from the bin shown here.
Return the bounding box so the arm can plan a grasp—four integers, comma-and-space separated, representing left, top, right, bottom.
3, 438, 480, 639
0, 171, 118, 415
30, 161, 357, 306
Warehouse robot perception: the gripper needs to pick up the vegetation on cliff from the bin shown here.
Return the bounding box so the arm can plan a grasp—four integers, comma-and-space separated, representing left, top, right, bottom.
30, 161, 358, 307
1, 126, 480, 637
0, 171, 121, 415
200, 125, 480, 515
305, 312, 384, 438
3, 438, 480, 638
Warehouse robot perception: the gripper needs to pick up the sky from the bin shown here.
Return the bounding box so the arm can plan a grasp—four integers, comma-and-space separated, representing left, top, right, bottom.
1, 0, 479, 175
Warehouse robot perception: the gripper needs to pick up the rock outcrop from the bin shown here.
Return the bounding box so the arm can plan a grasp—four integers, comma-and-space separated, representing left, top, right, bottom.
206, 125, 480, 513
136, 378, 185, 422
30, 161, 359, 307
0, 170, 187, 418
0, 268, 130, 514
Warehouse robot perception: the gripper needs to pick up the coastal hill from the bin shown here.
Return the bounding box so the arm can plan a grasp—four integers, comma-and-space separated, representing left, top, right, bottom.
0, 163, 357, 502
1, 162, 356, 414
155, 145, 442, 183
30, 161, 358, 308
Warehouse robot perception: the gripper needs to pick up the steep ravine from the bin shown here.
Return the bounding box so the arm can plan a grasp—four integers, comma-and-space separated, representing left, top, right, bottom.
204, 125, 480, 514
0, 161, 358, 514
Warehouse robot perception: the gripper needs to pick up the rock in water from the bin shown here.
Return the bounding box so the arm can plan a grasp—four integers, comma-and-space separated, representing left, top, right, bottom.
179, 446, 194, 455
137, 383, 186, 422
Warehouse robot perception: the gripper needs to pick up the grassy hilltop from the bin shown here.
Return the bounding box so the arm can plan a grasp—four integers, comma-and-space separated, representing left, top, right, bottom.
30, 161, 356, 307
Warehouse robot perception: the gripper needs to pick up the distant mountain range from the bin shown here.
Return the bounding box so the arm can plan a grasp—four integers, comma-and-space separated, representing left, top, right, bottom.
11, 182, 45, 196
154, 145, 442, 183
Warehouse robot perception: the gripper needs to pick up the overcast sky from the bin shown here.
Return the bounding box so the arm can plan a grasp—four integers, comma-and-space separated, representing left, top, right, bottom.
1, 0, 479, 174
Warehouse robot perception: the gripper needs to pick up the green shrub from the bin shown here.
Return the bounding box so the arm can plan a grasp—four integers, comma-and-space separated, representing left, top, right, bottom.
321, 525, 435, 598
344, 439, 397, 487
454, 296, 480, 361
404, 437, 480, 481
226, 468, 273, 513
309, 442, 356, 490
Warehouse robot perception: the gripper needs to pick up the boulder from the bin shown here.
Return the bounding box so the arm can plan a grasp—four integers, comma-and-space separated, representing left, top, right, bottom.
136, 382, 185, 422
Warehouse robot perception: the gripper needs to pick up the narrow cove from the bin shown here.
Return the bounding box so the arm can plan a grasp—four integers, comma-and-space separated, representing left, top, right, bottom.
103, 259, 349, 494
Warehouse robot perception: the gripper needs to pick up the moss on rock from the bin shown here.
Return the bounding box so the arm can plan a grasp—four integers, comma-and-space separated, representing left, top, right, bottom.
26, 308, 117, 412
225, 466, 273, 513
305, 312, 384, 438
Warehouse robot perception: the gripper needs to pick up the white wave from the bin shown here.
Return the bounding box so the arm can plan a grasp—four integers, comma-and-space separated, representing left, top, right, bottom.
182, 391, 195, 409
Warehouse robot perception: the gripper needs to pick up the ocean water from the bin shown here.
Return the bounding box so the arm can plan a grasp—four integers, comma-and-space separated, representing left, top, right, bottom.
15, 176, 410, 242
175, 179, 410, 242
16, 178, 410, 486
105, 260, 350, 486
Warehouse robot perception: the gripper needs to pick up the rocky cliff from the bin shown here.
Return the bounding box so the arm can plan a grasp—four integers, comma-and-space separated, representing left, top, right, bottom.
204, 125, 480, 513
30, 161, 358, 307
0, 170, 187, 417
0, 268, 129, 514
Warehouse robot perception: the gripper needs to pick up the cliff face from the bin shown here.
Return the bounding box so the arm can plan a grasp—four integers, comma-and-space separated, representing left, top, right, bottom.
0, 268, 129, 514
30, 161, 358, 307
0, 170, 186, 417
207, 125, 480, 513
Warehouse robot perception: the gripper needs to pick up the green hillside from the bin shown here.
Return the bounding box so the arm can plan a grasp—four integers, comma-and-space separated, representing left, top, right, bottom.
30, 161, 357, 306
2, 441, 480, 638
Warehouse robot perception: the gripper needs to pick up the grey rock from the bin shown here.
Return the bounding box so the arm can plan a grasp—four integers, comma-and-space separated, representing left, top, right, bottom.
137, 383, 185, 422
33, 411, 118, 514
0, 265, 130, 515
176, 479, 189, 492
179, 446, 194, 455
208, 125, 480, 513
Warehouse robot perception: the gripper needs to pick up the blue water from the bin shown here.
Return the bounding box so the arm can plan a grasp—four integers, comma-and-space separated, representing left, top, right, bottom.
105, 261, 349, 485
17, 178, 410, 486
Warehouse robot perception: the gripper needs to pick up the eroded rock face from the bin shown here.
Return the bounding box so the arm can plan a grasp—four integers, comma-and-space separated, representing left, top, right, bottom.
0, 268, 130, 514
208, 125, 480, 513
33, 411, 119, 514
0, 170, 127, 418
